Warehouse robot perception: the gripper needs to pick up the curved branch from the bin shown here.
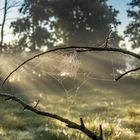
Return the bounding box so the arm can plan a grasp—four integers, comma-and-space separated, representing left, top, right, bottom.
115, 66, 140, 81
2, 46, 140, 85
0, 93, 103, 140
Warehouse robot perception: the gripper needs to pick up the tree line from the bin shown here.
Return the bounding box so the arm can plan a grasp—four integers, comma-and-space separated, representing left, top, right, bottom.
0, 0, 139, 53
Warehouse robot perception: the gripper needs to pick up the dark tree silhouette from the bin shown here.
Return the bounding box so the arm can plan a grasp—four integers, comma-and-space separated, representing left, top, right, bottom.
125, 0, 140, 48
10, 0, 120, 51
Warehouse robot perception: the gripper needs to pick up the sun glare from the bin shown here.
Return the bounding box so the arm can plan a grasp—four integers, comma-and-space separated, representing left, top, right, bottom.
59, 72, 70, 77
58, 52, 81, 78
119, 37, 140, 54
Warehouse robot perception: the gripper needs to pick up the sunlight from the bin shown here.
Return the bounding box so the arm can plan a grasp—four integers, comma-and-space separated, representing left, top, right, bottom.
58, 52, 81, 78
59, 71, 70, 77
0, 127, 5, 135
0, 0, 139, 139
119, 37, 140, 54
9, 74, 21, 83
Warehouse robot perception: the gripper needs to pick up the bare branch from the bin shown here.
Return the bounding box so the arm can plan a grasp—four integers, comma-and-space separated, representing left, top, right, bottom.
0, 0, 8, 46
80, 118, 86, 128
0, 93, 103, 140
0, 7, 4, 11
99, 125, 103, 140
115, 66, 140, 81
5, 97, 11, 101
7, 1, 20, 10
104, 30, 112, 48
34, 99, 40, 109
2, 46, 140, 85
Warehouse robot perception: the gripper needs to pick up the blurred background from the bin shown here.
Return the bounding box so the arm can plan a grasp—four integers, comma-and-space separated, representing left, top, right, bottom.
0, 0, 140, 139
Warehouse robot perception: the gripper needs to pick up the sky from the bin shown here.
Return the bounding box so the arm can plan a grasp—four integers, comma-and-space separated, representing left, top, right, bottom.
0, 0, 21, 41
107, 0, 131, 35
0, 0, 132, 41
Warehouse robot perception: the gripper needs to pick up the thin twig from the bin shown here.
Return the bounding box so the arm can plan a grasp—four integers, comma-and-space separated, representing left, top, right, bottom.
115, 66, 140, 81
104, 30, 112, 48
34, 99, 40, 109
2, 46, 140, 85
99, 125, 103, 140
80, 118, 85, 128
0, 93, 103, 140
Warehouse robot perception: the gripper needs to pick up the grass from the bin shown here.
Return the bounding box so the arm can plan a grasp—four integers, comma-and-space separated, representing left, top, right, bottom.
0, 53, 140, 140
0, 84, 140, 140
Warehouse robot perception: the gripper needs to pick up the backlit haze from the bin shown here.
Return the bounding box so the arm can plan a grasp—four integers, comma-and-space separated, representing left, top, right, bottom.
0, 0, 132, 48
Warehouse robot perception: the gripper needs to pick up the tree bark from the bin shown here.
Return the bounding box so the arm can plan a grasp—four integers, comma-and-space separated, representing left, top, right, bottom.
0, 0, 8, 49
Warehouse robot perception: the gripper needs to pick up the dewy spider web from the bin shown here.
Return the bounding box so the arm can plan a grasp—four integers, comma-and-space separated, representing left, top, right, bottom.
4, 48, 118, 117
37, 50, 118, 116
58, 51, 81, 78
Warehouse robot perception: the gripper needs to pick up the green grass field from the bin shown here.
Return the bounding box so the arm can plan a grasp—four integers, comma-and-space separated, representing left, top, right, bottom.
0, 82, 140, 140
0, 53, 140, 140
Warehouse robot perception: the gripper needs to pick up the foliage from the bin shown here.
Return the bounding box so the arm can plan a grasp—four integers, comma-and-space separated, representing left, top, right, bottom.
50, 0, 120, 46
1, 86, 140, 140
10, 0, 121, 51
125, 0, 140, 48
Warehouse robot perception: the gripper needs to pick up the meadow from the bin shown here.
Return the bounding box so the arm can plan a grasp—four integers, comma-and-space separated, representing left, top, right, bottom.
0, 52, 140, 140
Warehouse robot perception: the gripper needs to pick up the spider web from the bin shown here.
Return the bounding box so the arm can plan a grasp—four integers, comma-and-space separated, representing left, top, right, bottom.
33, 50, 118, 116
2, 45, 121, 117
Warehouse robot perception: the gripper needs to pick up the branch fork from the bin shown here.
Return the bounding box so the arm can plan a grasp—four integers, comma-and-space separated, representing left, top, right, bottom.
0, 93, 103, 140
